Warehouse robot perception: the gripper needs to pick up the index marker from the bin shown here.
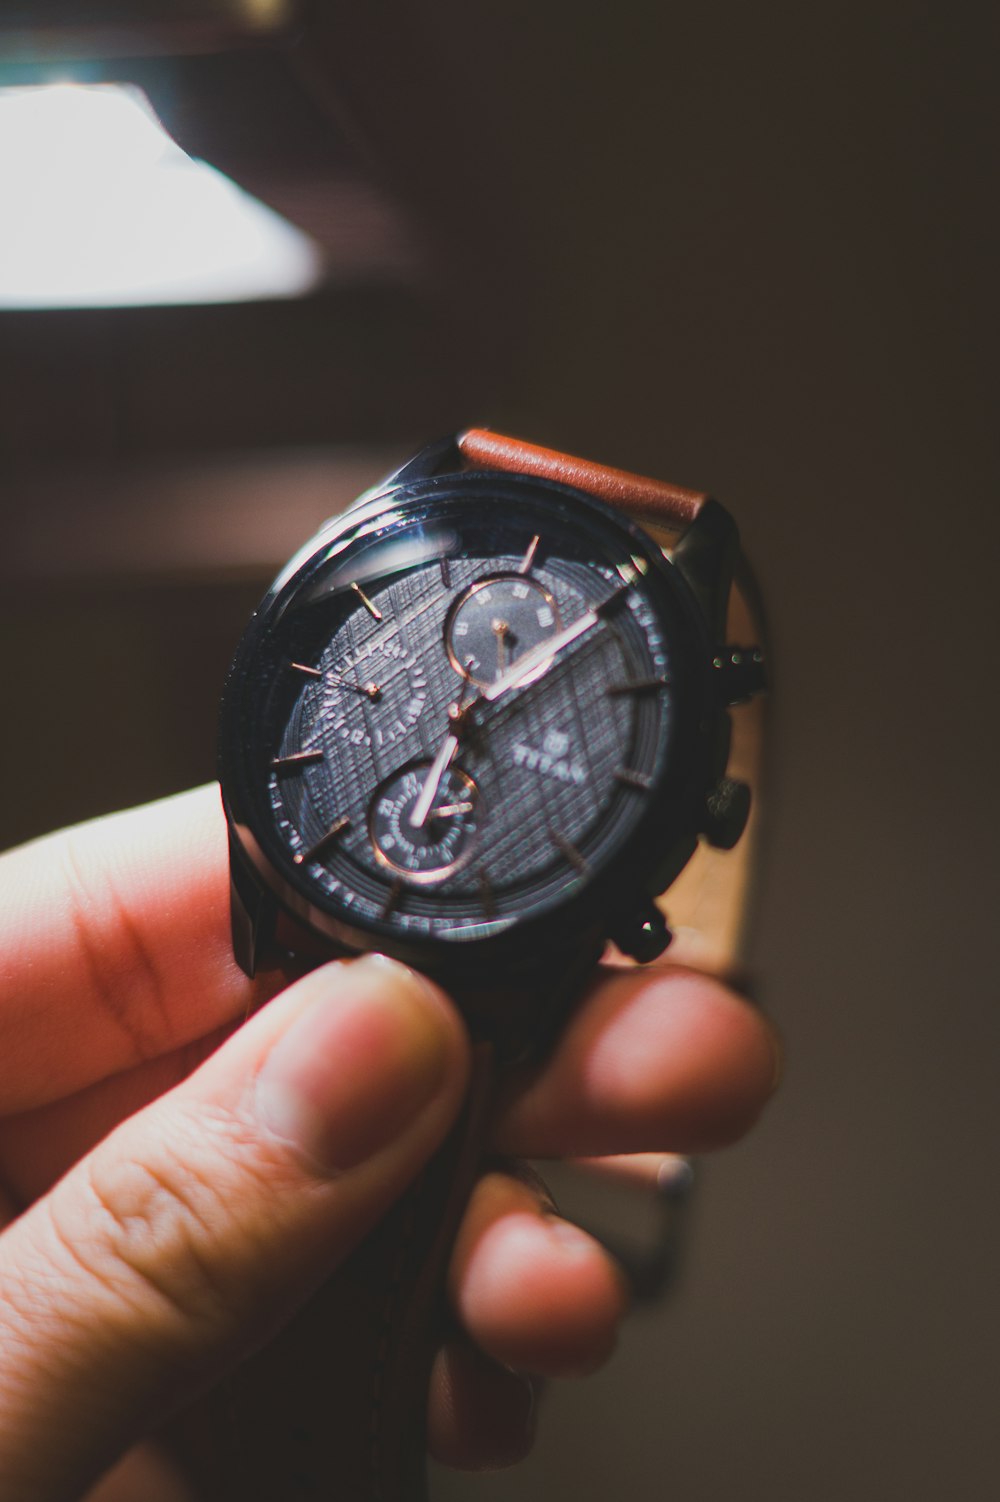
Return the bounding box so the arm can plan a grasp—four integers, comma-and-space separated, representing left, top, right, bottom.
381, 878, 404, 920
550, 828, 590, 876
614, 767, 654, 791
350, 581, 383, 621
606, 676, 669, 696
594, 579, 636, 618
519, 534, 541, 574
271, 749, 324, 773
478, 870, 496, 919
617, 555, 649, 584
293, 815, 351, 865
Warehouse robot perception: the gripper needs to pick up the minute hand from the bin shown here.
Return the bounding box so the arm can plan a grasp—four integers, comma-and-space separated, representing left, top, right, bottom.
480, 606, 602, 703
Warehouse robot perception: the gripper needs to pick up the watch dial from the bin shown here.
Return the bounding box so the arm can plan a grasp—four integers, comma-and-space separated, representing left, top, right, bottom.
227, 480, 700, 945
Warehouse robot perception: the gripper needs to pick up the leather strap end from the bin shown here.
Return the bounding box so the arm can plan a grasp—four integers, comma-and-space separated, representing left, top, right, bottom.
457, 427, 709, 531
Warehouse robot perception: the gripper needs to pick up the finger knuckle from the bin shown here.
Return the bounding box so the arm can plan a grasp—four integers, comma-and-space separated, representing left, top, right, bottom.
50, 1107, 267, 1340
57, 828, 171, 1064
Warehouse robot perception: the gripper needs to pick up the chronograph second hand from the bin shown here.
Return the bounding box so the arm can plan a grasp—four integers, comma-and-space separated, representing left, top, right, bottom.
410, 664, 477, 830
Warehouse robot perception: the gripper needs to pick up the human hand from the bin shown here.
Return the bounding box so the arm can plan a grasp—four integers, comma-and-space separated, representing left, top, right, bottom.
0, 787, 780, 1499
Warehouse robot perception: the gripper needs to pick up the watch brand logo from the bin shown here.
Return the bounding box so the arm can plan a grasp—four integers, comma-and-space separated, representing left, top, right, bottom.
512, 729, 585, 786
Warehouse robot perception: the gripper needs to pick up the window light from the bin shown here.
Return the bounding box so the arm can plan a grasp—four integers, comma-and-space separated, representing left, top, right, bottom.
0, 82, 324, 307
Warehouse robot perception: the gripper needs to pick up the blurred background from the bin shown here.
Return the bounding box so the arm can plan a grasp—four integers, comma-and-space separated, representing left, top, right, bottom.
1, 3, 996, 1499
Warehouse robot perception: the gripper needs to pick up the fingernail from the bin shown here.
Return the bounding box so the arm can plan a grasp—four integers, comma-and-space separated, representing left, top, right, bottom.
254, 955, 454, 1175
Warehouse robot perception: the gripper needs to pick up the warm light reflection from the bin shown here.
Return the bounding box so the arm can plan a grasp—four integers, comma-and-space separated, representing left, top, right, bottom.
0, 83, 323, 307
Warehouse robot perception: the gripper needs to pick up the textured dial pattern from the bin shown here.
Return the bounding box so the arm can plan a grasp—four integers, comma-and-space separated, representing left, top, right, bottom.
253, 492, 677, 940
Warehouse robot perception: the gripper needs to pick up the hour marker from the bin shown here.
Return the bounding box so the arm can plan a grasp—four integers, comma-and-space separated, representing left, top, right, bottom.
550, 828, 590, 876
606, 676, 669, 696
440, 556, 452, 589
478, 871, 496, 919
381, 878, 404, 919
594, 580, 634, 618
350, 581, 383, 621
614, 767, 654, 791
271, 749, 324, 773
290, 661, 322, 679
519, 534, 541, 574
293, 815, 351, 865
617, 556, 649, 583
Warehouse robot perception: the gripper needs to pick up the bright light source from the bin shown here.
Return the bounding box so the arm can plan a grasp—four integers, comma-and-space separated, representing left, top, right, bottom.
0, 83, 324, 307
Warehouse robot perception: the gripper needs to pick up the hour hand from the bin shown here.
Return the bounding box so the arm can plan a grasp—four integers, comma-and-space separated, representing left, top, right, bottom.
409, 730, 459, 830
410, 666, 479, 829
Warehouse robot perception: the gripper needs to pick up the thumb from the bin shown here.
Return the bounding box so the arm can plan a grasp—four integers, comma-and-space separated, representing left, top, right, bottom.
0, 954, 468, 1502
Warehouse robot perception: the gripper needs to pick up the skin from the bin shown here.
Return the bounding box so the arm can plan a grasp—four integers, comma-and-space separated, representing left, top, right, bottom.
0, 785, 780, 1498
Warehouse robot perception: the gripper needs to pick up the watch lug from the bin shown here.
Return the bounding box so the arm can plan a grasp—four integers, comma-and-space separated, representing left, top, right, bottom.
671, 498, 740, 640
646, 832, 699, 902
345, 436, 462, 515
228, 833, 276, 979
702, 776, 752, 850
380, 436, 463, 492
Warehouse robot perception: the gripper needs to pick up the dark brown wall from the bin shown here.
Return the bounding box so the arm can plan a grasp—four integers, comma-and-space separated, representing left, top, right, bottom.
1, 4, 996, 1500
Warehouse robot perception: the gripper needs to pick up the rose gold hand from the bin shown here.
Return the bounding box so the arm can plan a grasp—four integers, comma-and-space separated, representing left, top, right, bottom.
480, 608, 596, 702
479, 578, 634, 704
410, 665, 477, 830
409, 728, 460, 830
429, 800, 475, 818
493, 618, 511, 681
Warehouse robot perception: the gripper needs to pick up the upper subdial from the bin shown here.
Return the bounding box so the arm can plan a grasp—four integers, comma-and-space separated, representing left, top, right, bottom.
445, 574, 562, 689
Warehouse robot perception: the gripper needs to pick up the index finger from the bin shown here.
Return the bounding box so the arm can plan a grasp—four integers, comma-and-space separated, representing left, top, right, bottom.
0, 786, 269, 1115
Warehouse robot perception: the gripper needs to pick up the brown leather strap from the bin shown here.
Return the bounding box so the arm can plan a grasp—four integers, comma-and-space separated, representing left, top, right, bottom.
457, 427, 709, 530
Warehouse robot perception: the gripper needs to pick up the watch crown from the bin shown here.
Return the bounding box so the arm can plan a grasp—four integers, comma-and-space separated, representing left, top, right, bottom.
702, 777, 752, 850
611, 903, 672, 964
713, 644, 767, 705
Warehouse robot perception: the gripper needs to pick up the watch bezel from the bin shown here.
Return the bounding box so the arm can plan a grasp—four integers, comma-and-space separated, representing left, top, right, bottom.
219, 469, 723, 983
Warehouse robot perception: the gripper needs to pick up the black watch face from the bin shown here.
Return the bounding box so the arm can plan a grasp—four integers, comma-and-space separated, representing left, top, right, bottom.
222, 476, 706, 952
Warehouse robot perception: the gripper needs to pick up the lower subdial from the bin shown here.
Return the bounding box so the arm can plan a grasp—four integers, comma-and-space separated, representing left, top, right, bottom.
445, 574, 562, 688
368, 764, 481, 884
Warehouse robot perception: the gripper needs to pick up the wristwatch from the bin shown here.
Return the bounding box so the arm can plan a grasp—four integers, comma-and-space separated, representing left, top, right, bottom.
169, 430, 766, 1498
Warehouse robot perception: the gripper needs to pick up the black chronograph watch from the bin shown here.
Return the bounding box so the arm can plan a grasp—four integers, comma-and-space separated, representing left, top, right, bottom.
189, 430, 767, 1500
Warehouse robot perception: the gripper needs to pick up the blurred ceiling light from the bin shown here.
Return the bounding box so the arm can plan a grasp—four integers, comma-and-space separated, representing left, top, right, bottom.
0, 82, 324, 307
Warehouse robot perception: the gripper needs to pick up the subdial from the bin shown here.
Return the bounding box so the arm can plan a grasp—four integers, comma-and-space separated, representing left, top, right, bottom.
368, 764, 481, 884
319, 647, 428, 750
445, 575, 562, 689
